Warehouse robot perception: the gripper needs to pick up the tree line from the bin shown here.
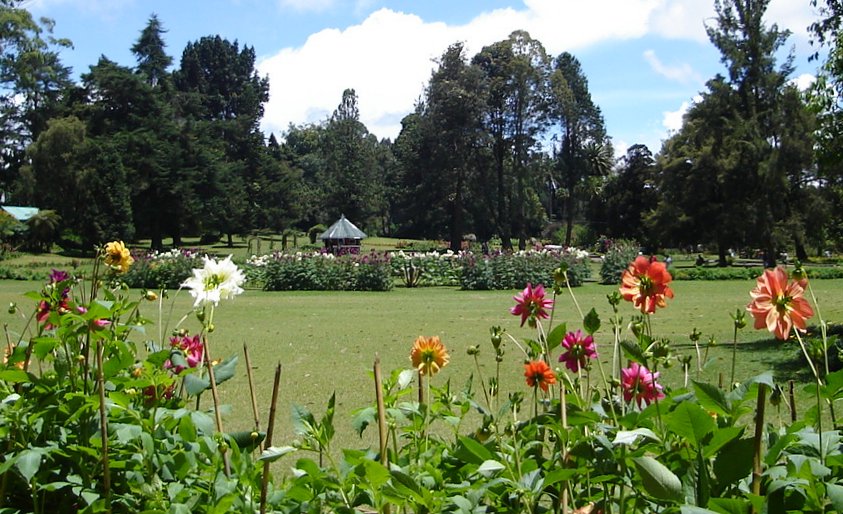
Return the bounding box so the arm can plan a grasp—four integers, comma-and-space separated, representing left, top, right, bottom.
1, 0, 842, 261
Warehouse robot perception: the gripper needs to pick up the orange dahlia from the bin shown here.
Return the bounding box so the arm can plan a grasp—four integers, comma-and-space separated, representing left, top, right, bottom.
619, 256, 674, 314
410, 336, 450, 376
747, 267, 813, 340
524, 360, 556, 392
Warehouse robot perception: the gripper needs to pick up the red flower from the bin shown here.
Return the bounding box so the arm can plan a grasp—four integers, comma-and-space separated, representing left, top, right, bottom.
511, 283, 553, 327
747, 267, 813, 340
166, 334, 205, 374
558, 330, 598, 372
524, 360, 557, 392
621, 362, 664, 407
619, 256, 674, 314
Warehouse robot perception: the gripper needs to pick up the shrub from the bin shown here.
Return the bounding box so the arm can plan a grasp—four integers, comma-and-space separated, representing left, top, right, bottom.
121, 248, 205, 289
259, 251, 393, 291
308, 224, 327, 244
599, 239, 640, 284
390, 250, 462, 287
460, 248, 591, 290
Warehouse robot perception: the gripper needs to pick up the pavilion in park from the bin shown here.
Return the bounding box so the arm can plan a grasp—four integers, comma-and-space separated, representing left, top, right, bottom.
319, 214, 367, 254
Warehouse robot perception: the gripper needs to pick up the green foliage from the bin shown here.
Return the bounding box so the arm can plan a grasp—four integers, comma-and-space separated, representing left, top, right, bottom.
460, 248, 591, 289
599, 239, 640, 284
121, 248, 205, 289
259, 251, 393, 291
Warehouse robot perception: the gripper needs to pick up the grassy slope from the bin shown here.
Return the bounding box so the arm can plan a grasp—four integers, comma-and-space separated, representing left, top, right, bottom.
2, 278, 840, 451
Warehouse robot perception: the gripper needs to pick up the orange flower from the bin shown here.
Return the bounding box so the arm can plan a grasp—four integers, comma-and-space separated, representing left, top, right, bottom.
619, 256, 674, 314
410, 336, 450, 376
747, 267, 813, 340
524, 360, 556, 392
104, 241, 134, 273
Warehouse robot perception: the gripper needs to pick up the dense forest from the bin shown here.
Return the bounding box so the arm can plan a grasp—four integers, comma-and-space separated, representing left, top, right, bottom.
1, 0, 842, 262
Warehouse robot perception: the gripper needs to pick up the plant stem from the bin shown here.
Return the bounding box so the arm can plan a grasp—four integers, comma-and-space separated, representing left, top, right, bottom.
730, 324, 738, 388
95, 339, 112, 514
373, 355, 391, 514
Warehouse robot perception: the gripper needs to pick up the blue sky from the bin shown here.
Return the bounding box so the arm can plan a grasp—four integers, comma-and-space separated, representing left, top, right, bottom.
29, 0, 821, 156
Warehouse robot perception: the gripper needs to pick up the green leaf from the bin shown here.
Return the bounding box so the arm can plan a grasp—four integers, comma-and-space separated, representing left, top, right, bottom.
477, 459, 505, 477
258, 446, 296, 463
827, 483, 843, 512
455, 436, 494, 464
679, 507, 719, 514
613, 428, 660, 446
633, 456, 684, 503
32, 336, 60, 360
583, 308, 600, 335
0, 369, 30, 384
361, 459, 391, 488
546, 323, 567, 353
183, 356, 238, 396
666, 401, 715, 447
693, 381, 730, 417
712, 437, 754, 489
16, 449, 42, 483
228, 430, 265, 450
707, 497, 752, 514
397, 369, 414, 389
351, 406, 376, 437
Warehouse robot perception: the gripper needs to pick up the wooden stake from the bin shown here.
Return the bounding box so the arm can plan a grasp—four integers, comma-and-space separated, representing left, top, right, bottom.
788, 380, 797, 422
203, 335, 230, 477
260, 363, 282, 514
244, 343, 262, 438
751, 383, 767, 514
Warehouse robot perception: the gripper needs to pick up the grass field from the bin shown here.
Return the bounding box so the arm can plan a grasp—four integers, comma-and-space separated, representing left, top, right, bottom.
2, 277, 840, 453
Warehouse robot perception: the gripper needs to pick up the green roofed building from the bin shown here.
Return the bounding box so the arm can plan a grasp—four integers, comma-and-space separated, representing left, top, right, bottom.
1, 206, 38, 221
320, 214, 366, 255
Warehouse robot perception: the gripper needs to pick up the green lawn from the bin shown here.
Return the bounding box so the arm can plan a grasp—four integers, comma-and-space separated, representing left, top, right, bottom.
2, 278, 840, 452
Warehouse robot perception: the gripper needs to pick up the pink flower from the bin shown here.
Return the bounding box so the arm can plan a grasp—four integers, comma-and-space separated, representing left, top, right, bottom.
166, 334, 205, 373
621, 362, 664, 407
91, 319, 111, 330
558, 330, 598, 372
747, 267, 813, 340
510, 283, 553, 327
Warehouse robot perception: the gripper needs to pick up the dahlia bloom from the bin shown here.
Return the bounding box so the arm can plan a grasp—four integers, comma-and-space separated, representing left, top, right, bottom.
747, 267, 813, 340
621, 362, 664, 407
619, 256, 674, 314
166, 334, 205, 373
104, 241, 134, 273
558, 330, 598, 372
524, 360, 557, 392
182, 255, 245, 307
410, 336, 450, 376
511, 283, 553, 327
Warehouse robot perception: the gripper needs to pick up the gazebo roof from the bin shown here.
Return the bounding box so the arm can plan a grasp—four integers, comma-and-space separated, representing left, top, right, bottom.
319, 214, 367, 240
1, 206, 38, 221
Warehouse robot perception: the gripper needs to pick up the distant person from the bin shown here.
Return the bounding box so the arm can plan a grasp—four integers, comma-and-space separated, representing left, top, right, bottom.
665, 255, 672, 268
696, 254, 705, 266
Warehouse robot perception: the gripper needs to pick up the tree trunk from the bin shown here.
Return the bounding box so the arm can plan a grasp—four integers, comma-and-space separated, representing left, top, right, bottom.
564, 193, 575, 247
718, 243, 728, 267
449, 168, 464, 253
226, 233, 234, 248
795, 237, 808, 262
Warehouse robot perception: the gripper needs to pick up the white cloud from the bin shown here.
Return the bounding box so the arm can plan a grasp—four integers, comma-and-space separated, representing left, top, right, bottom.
661, 94, 701, 133
643, 49, 702, 85
258, 0, 819, 141
791, 73, 815, 90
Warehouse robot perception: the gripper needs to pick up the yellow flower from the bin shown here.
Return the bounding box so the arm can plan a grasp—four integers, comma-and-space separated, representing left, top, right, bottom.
410, 336, 450, 376
104, 241, 134, 273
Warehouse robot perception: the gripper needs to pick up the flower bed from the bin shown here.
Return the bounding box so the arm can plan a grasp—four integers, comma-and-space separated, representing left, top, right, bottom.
1, 248, 840, 513
459, 247, 592, 289
257, 250, 393, 291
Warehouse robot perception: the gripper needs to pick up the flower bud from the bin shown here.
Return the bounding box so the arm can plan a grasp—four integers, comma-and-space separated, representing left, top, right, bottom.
8, 302, 16, 314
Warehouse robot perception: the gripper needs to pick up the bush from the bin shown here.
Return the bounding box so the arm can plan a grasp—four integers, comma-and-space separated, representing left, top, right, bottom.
259, 251, 393, 291
308, 224, 327, 244
599, 239, 640, 284
121, 248, 205, 289
390, 250, 462, 287
460, 248, 591, 290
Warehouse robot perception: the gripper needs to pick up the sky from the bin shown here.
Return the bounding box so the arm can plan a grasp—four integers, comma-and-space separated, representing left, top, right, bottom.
26, 0, 823, 156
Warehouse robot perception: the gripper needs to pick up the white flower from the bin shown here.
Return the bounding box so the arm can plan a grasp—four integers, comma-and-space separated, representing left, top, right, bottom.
182, 255, 245, 307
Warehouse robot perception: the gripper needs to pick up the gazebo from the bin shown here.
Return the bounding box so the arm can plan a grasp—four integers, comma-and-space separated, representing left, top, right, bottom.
320, 214, 367, 254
